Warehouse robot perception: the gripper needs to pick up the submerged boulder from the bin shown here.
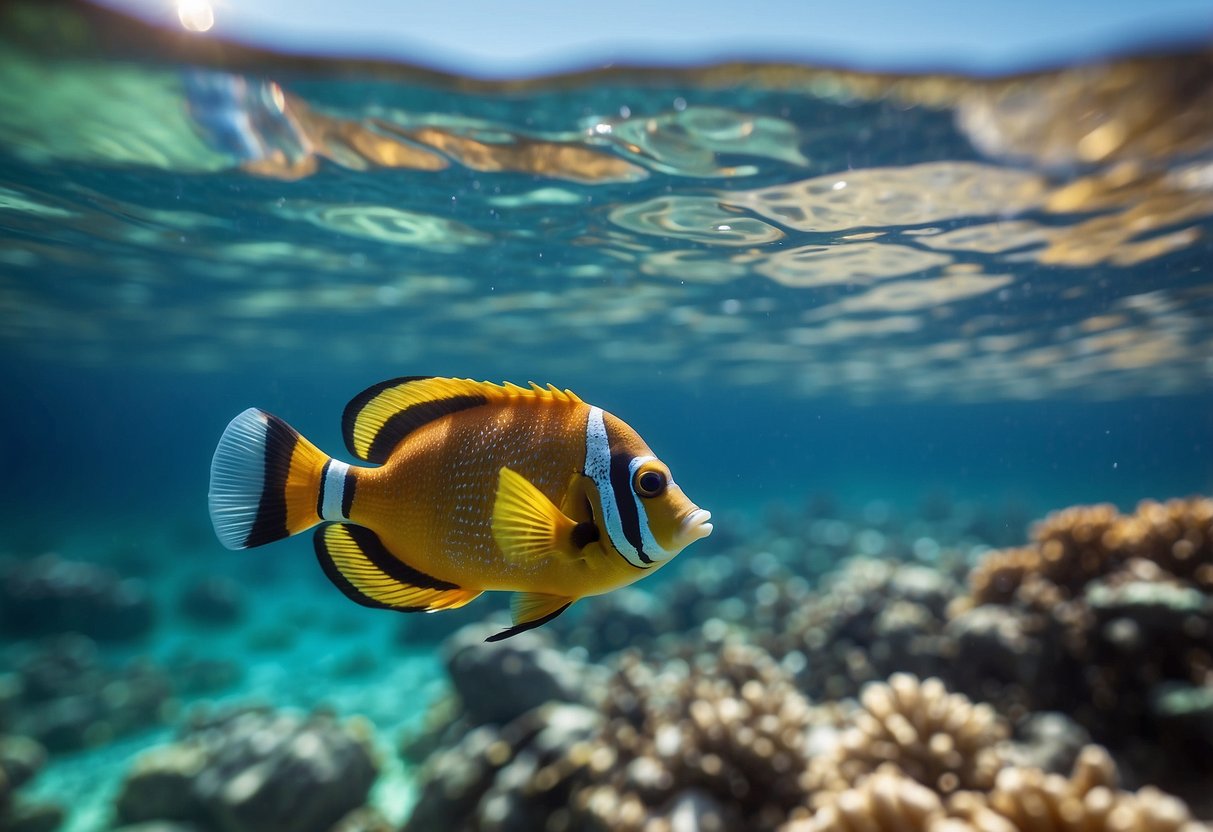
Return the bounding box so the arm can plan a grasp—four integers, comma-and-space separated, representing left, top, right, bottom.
0, 555, 154, 642
3, 635, 173, 751
443, 624, 588, 726
115, 707, 379, 832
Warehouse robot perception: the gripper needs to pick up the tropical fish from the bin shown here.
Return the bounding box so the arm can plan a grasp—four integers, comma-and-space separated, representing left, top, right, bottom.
208, 377, 713, 641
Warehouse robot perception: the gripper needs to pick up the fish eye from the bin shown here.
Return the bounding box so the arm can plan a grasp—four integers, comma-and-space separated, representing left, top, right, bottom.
634, 469, 667, 498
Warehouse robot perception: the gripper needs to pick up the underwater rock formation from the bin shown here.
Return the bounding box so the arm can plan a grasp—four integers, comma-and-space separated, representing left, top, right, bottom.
400, 622, 601, 777
177, 577, 245, 626
0, 635, 173, 751
115, 706, 379, 832
0, 555, 154, 642
443, 625, 591, 727
0, 734, 64, 832
403, 702, 601, 832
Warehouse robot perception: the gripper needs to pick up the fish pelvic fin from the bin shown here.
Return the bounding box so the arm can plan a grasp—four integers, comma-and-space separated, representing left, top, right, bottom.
209, 408, 356, 550
486, 593, 575, 642
491, 466, 582, 564
314, 523, 482, 612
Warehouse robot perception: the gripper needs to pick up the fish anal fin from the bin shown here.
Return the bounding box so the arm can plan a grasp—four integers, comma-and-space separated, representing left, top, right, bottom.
486, 593, 574, 642
314, 523, 481, 612
492, 466, 579, 562
342, 377, 584, 464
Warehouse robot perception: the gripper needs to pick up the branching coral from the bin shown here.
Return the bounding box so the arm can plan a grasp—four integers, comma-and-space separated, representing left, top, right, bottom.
785, 766, 962, 832
965, 498, 1213, 603
806, 674, 1009, 801
558, 640, 818, 832
782, 745, 1210, 832
954, 499, 1213, 806
949, 745, 1209, 832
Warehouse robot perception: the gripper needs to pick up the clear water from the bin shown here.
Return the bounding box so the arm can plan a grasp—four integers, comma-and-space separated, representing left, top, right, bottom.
1, 2, 1211, 830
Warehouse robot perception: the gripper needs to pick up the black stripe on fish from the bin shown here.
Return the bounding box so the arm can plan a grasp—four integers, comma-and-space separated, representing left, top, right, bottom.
245, 415, 298, 548
341, 375, 432, 458
316, 459, 332, 521
343, 524, 460, 591
609, 450, 651, 564
485, 602, 573, 642
366, 394, 488, 464
341, 468, 357, 518
314, 527, 398, 610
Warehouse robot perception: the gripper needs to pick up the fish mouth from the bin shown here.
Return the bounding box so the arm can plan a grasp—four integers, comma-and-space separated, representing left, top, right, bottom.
678, 508, 713, 545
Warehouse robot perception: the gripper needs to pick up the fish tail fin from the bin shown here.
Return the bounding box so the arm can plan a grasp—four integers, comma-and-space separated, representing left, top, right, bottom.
209, 408, 353, 550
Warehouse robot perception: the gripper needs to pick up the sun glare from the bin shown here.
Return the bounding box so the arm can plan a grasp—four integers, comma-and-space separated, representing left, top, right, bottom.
177, 0, 215, 33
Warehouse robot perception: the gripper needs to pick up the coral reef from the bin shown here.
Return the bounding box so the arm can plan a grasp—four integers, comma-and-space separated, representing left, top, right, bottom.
948, 744, 1207, 832
391, 496, 1213, 831
0, 555, 155, 641
804, 674, 1009, 800
555, 640, 819, 832
966, 498, 1213, 603
115, 706, 379, 832
403, 633, 825, 832
782, 746, 1209, 832
403, 702, 601, 832
765, 559, 961, 701
953, 498, 1213, 805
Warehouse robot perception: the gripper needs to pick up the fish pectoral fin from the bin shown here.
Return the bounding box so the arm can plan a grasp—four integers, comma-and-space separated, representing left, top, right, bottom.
492, 466, 580, 563
486, 592, 575, 642
314, 523, 481, 612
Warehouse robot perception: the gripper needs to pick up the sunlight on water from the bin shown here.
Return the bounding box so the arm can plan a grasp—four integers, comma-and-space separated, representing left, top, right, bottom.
1, 3, 1210, 402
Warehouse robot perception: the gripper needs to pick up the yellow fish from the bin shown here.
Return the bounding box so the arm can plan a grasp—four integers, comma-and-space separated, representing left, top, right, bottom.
208, 377, 713, 641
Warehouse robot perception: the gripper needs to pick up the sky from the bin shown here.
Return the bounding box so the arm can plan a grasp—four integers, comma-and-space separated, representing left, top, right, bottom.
92, 0, 1213, 76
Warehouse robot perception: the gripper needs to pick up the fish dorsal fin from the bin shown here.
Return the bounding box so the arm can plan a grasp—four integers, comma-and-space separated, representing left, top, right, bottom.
492, 466, 580, 563
314, 523, 481, 612
343, 377, 583, 463
486, 592, 574, 642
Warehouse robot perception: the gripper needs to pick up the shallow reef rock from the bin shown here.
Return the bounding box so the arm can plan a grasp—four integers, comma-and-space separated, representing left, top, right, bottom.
403, 702, 601, 832
115, 706, 379, 832
0, 734, 64, 832
0, 635, 173, 751
443, 624, 592, 726
0, 555, 155, 641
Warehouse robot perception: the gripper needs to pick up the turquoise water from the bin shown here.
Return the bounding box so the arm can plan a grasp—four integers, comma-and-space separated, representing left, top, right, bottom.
1, 3, 1212, 831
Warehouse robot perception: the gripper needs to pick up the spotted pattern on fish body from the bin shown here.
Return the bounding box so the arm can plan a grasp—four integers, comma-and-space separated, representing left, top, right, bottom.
207, 377, 713, 641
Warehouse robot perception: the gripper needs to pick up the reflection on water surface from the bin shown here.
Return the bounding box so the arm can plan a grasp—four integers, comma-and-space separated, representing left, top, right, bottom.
0, 2, 1211, 402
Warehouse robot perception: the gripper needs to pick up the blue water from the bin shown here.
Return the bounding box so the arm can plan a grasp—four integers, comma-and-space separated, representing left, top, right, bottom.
1, 3, 1212, 831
